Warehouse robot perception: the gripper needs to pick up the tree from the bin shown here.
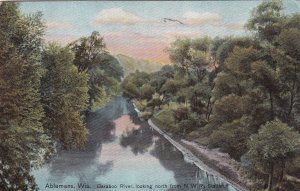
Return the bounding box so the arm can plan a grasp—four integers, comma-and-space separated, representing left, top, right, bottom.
209, 116, 253, 160
247, 0, 284, 42
251, 60, 279, 119
147, 93, 163, 110
121, 71, 150, 100
70, 31, 107, 72
274, 23, 300, 122
160, 79, 179, 95
246, 119, 300, 191
173, 107, 189, 122
190, 82, 212, 121
41, 44, 89, 150
212, 47, 262, 114
168, 37, 212, 81
214, 37, 260, 72
122, 81, 140, 100
168, 38, 191, 71
140, 84, 155, 100
149, 65, 175, 93
213, 94, 254, 124
69, 32, 123, 110
0, 2, 49, 190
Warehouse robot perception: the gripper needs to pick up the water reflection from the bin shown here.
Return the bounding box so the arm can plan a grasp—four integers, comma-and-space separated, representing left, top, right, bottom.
33, 97, 238, 191
120, 119, 154, 155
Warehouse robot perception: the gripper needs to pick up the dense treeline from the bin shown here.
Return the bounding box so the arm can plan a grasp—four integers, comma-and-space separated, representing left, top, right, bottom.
0, 2, 123, 190
122, 1, 300, 190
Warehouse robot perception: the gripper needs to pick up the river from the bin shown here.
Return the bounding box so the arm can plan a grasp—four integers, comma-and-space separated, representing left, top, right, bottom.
33, 96, 239, 191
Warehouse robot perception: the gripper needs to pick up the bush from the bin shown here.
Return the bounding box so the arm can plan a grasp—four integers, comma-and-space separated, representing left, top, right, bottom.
173, 107, 189, 122
208, 117, 252, 160
152, 108, 178, 133
133, 99, 148, 111
140, 84, 155, 100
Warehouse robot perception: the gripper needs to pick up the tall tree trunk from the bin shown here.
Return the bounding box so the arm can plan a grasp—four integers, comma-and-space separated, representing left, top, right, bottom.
286, 63, 298, 118
268, 162, 274, 191
287, 92, 294, 117
270, 91, 274, 119
206, 97, 212, 121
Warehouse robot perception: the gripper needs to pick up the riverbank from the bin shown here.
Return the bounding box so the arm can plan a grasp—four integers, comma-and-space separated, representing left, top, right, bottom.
148, 119, 249, 191
133, 103, 250, 191
179, 140, 251, 190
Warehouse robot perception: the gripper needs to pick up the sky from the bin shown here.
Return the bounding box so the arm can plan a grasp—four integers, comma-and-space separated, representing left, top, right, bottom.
20, 1, 300, 64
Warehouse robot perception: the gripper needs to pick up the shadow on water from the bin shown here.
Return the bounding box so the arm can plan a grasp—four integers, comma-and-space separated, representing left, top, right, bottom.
34, 96, 238, 191
120, 117, 235, 191
118, 99, 237, 191
34, 97, 128, 188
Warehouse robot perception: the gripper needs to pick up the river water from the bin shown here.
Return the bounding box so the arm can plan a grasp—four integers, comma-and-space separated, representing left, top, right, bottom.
33, 96, 238, 191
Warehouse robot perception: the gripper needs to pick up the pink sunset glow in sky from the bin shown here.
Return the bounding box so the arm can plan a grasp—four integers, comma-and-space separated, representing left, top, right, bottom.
21, 1, 300, 64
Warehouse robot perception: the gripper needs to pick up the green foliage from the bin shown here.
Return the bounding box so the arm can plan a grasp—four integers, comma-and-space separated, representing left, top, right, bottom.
133, 99, 148, 112
147, 93, 163, 109
121, 70, 150, 100
189, 82, 212, 120
168, 38, 191, 71
91, 85, 111, 111
152, 107, 178, 133
168, 37, 212, 80
100, 54, 124, 81
1, 4, 127, 189
177, 112, 201, 136
209, 116, 253, 160
247, 0, 284, 42
140, 111, 153, 120
224, 46, 261, 76
215, 37, 260, 69
122, 81, 140, 99
213, 94, 254, 124
246, 119, 300, 190
277, 28, 300, 60
140, 84, 155, 100
41, 44, 89, 150
247, 119, 300, 169
0, 2, 49, 190
70, 31, 107, 72
118, 1, 300, 190
160, 78, 179, 95
69, 32, 123, 111
173, 107, 189, 122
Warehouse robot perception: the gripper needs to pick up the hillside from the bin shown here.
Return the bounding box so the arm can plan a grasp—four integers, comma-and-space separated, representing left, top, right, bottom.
115, 54, 163, 77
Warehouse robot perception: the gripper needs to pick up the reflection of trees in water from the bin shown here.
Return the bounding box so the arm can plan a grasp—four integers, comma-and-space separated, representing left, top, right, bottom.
42, 97, 131, 186
150, 138, 197, 191
38, 97, 235, 191
151, 139, 233, 191
120, 121, 154, 155
123, 98, 235, 191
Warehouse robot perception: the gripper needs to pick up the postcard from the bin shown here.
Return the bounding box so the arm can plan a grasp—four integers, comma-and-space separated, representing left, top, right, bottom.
0, 1, 300, 191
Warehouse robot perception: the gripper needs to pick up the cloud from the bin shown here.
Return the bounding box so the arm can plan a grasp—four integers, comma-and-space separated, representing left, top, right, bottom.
223, 21, 246, 30
93, 8, 143, 25
46, 21, 74, 30
101, 28, 207, 64
182, 11, 222, 26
